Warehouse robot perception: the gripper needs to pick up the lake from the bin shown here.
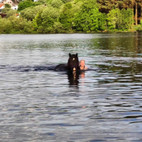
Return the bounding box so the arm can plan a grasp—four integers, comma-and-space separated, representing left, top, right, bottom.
0, 33, 142, 142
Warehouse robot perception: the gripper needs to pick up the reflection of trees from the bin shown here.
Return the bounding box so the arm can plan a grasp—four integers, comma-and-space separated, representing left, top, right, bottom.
135, 32, 142, 54
67, 71, 86, 87
89, 33, 142, 76
98, 60, 142, 78
67, 71, 79, 87
91, 33, 142, 56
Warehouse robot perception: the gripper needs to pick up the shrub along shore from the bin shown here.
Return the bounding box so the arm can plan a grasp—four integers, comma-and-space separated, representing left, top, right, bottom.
0, 0, 142, 34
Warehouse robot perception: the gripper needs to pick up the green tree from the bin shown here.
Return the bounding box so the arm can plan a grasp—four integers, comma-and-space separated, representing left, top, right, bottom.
5, 4, 11, 8
120, 8, 133, 30
97, 0, 142, 25
59, 0, 83, 32
2, 8, 17, 18
107, 8, 121, 30
0, 0, 138, 33
51, 0, 63, 8
33, 6, 59, 33
0, 17, 12, 33
73, 0, 106, 32
59, 3, 73, 31
107, 8, 133, 30
0, 15, 33, 34
61, 0, 72, 3
18, 0, 37, 11
9, 16, 33, 33
21, 5, 45, 21
53, 22, 64, 33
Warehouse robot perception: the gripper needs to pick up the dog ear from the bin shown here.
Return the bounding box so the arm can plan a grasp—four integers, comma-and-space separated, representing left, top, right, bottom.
69, 53, 71, 57
76, 53, 78, 57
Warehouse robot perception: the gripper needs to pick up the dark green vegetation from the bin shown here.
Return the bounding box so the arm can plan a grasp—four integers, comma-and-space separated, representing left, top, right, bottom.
0, 0, 142, 33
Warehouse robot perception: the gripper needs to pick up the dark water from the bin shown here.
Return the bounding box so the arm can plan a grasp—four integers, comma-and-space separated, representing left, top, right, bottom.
0, 33, 142, 142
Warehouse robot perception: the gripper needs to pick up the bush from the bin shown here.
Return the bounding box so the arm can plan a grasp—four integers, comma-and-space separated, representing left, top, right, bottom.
10, 16, 34, 33
107, 9, 121, 30
0, 0, 136, 33
20, 5, 45, 21
2, 8, 17, 18
33, 6, 59, 33
18, 0, 36, 11
134, 25, 142, 31
0, 16, 34, 34
51, 0, 63, 8
107, 8, 133, 30
73, 0, 106, 32
0, 17, 12, 33
5, 4, 11, 8
59, 3, 73, 31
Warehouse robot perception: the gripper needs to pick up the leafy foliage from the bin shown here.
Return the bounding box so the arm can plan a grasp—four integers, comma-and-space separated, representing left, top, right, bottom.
5, 4, 11, 8
0, 0, 141, 33
0, 16, 33, 33
51, 0, 63, 8
107, 8, 133, 30
18, 0, 40, 11
2, 8, 17, 18
33, 6, 59, 33
73, 0, 107, 32
20, 5, 45, 21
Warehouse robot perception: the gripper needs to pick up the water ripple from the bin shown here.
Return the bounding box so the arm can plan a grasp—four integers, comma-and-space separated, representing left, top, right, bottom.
0, 33, 142, 141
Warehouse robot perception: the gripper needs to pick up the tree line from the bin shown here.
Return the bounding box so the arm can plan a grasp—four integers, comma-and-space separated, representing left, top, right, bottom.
0, 0, 142, 34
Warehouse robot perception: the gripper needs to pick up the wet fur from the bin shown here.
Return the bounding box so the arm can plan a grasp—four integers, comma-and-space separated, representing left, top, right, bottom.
55, 53, 80, 72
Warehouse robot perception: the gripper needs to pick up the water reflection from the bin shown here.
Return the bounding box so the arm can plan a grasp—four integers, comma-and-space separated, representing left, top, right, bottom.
67, 71, 86, 87
67, 71, 79, 86
0, 33, 142, 142
90, 32, 142, 56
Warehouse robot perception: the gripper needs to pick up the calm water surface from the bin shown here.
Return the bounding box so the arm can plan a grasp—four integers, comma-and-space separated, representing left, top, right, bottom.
0, 33, 142, 142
